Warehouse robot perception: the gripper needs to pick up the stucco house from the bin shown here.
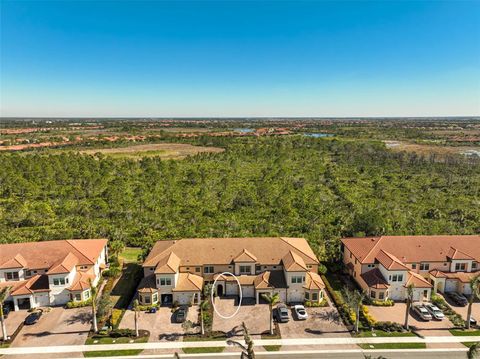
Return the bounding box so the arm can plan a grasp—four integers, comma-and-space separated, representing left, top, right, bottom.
0, 239, 108, 311
138, 237, 325, 306
341, 235, 480, 302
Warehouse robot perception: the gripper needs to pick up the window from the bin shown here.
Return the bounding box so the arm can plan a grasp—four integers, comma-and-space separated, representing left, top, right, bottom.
305, 292, 310, 300
186, 267, 190, 270
272, 266, 277, 269
80, 265, 88, 270
25, 270, 32, 277
411, 264, 417, 269
53, 278, 66, 285
312, 292, 318, 301
5, 272, 19, 281
423, 290, 428, 299
367, 264, 375, 268
255, 265, 261, 272
160, 278, 172, 286
204, 266, 214, 274
473, 262, 477, 270
195, 267, 200, 272
355, 258, 357, 265
291, 276, 304, 284
75, 293, 81, 301
419, 263, 430, 271
455, 263, 467, 271
84, 290, 90, 299
379, 292, 384, 300
370, 290, 376, 299
239, 265, 251, 274
307, 264, 312, 269
152, 293, 158, 303
144, 296, 151, 304
391, 275, 403, 282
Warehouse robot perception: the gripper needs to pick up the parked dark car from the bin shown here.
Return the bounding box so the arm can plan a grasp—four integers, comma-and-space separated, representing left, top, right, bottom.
175, 306, 188, 323
274, 303, 290, 323
24, 311, 42, 325
447, 292, 468, 306
3, 305, 11, 318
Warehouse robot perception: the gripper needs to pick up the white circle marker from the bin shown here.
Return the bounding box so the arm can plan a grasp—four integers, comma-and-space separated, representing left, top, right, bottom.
211, 271, 243, 319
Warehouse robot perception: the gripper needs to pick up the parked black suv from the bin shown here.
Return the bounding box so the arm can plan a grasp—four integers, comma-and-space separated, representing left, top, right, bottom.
447, 292, 468, 306
175, 306, 188, 323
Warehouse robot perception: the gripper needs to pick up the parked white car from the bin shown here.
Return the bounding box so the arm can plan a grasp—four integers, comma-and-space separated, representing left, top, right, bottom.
423, 303, 445, 320
293, 305, 308, 320
413, 304, 432, 321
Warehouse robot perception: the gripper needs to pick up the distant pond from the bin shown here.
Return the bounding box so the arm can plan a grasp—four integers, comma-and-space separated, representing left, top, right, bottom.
234, 128, 255, 133
303, 133, 335, 138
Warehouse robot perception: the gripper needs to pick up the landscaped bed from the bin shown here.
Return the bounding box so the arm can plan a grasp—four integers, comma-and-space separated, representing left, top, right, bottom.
359, 343, 426, 350
450, 329, 480, 336
182, 332, 226, 354
83, 329, 149, 357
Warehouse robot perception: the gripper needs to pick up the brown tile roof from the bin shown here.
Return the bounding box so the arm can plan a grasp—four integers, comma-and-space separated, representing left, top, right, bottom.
360, 268, 389, 289
405, 271, 432, 288
444, 271, 480, 283
282, 251, 308, 272
341, 235, 480, 264
429, 269, 447, 278
47, 252, 79, 274
138, 275, 157, 293
68, 269, 95, 291
11, 275, 50, 296
254, 270, 287, 289
446, 247, 475, 260
0, 239, 107, 271
144, 237, 318, 268
233, 249, 257, 263
172, 273, 203, 292
0, 254, 27, 269
214, 273, 256, 286
155, 252, 180, 274
303, 272, 325, 290
375, 250, 409, 271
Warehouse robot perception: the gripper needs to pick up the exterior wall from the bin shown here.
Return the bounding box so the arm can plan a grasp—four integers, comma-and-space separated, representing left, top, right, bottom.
342, 246, 363, 280
241, 285, 255, 298
304, 289, 324, 303
0, 268, 26, 283
202, 264, 232, 281
234, 262, 255, 276
138, 291, 159, 306
144, 266, 155, 277
450, 260, 473, 273
283, 270, 306, 303
155, 273, 178, 293
33, 292, 50, 307
48, 267, 77, 305
378, 265, 407, 301
256, 288, 287, 304
361, 264, 377, 274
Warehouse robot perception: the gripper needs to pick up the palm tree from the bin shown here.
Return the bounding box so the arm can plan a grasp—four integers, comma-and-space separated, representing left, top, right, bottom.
466, 275, 480, 330
404, 284, 414, 331
344, 289, 366, 333
261, 292, 280, 335
89, 279, 98, 333
199, 300, 209, 336
133, 299, 140, 337
1, 286, 12, 342
226, 322, 255, 359
467, 342, 480, 359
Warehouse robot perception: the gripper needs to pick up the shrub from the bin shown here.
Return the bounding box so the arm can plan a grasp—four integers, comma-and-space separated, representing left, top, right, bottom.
304, 299, 329, 307
136, 303, 159, 311
110, 308, 124, 328
318, 263, 328, 275
374, 321, 405, 332
321, 274, 353, 326
431, 294, 465, 328
109, 328, 135, 338
360, 305, 376, 328
66, 298, 92, 308
372, 299, 394, 307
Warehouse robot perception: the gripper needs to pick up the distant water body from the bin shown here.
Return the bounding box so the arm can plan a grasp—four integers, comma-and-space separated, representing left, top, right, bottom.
304, 133, 335, 138
234, 128, 255, 133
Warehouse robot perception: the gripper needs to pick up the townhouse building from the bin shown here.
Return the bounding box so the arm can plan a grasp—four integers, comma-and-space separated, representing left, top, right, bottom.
0, 239, 108, 311
138, 237, 325, 306
341, 235, 480, 302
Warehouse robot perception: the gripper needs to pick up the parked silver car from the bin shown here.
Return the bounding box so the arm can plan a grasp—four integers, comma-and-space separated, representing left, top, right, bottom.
413, 304, 432, 321
423, 303, 445, 320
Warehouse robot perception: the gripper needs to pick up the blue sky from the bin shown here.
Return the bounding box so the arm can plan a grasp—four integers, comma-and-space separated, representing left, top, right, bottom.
1, 1, 479, 117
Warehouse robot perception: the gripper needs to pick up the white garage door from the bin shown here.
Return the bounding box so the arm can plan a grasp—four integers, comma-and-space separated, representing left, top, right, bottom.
174, 292, 194, 305
241, 285, 254, 298
445, 279, 458, 292
288, 289, 304, 303
54, 291, 71, 306
34, 293, 50, 307
226, 282, 239, 296
278, 290, 287, 303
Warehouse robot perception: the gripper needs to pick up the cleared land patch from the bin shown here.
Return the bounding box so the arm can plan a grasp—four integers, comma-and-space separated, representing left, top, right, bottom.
78, 143, 224, 159
383, 140, 480, 158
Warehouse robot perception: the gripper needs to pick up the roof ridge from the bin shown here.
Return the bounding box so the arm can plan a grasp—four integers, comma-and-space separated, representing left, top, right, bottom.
65, 240, 95, 264
279, 237, 318, 262
362, 236, 384, 262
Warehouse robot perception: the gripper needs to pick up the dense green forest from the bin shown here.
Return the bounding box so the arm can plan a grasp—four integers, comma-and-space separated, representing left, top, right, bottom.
0, 136, 479, 260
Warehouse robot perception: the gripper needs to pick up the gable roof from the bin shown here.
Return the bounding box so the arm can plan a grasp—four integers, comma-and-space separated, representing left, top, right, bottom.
0, 254, 27, 269
282, 251, 308, 272
233, 249, 257, 263
253, 270, 286, 289
446, 247, 475, 261
10, 275, 50, 296
375, 250, 409, 271
172, 273, 203, 292
155, 252, 181, 274
144, 237, 318, 268
342, 235, 480, 264
303, 272, 325, 290
0, 239, 107, 271
405, 271, 432, 288
47, 252, 79, 275
68, 269, 95, 291
360, 268, 389, 289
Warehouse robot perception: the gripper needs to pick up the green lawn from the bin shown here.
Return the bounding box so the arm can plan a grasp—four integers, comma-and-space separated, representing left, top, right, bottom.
182, 333, 226, 354
263, 345, 282, 351
356, 330, 416, 338
450, 329, 480, 336
110, 263, 143, 309
462, 342, 479, 348
182, 347, 225, 354
119, 247, 142, 263
359, 343, 426, 350
83, 335, 148, 357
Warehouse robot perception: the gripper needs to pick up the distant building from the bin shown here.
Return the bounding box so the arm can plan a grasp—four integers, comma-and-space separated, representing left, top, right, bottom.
341, 235, 480, 302
139, 237, 325, 306
0, 239, 108, 310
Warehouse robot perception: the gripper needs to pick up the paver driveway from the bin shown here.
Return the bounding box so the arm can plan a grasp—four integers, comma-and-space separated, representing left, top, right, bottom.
445, 298, 480, 325
120, 306, 199, 342
11, 307, 92, 347
1, 310, 28, 341
212, 297, 270, 336
279, 305, 350, 338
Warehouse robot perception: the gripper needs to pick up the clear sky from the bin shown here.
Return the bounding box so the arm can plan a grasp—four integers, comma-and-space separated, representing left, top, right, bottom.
1, 1, 479, 117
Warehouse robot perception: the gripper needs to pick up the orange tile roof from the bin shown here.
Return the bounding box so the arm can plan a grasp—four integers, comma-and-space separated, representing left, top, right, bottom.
303, 272, 325, 290
253, 270, 286, 289
375, 250, 409, 271
444, 271, 480, 283
282, 250, 308, 272
68, 269, 95, 291
154, 252, 180, 274
360, 268, 390, 289
405, 271, 432, 288
144, 237, 318, 268
11, 275, 50, 296
172, 273, 203, 292
48, 252, 79, 275
446, 247, 475, 260
0, 254, 27, 269
429, 269, 447, 278
0, 239, 107, 271
214, 273, 256, 286
233, 249, 257, 263
341, 235, 480, 264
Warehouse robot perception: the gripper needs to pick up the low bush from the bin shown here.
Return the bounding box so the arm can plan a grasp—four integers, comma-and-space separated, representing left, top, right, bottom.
321, 274, 354, 326
374, 321, 405, 332
136, 303, 159, 311
304, 299, 328, 307
372, 299, 394, 307
431, 294, 465, 328
110, 308, 124, 328
66, 298, 92, 308
360, 305, 376, 328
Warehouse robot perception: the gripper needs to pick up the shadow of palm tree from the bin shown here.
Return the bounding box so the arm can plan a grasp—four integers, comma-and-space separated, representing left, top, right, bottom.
313, 310, 342, 325
65, 311, 92, 325
158, 333, 183, 341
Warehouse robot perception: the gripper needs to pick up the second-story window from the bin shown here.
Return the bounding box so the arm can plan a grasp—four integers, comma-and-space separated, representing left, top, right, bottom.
25, 270, 32, 277
255, 265, 261, 272
291, 276, 305, 284
5, 272, 19, 281
455, 263, 467, 271
53, 278, 66, 285
473, 262, 477, 270
239, 265, 251, 274
411, 264, 417, 269
159, 278, 172, 286
391, 274, 403, 282
204, 266, 214, 274
419, 263, 430, 271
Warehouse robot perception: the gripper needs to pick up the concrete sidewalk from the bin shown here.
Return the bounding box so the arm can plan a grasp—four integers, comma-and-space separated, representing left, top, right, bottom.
0, 335, 479, 355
